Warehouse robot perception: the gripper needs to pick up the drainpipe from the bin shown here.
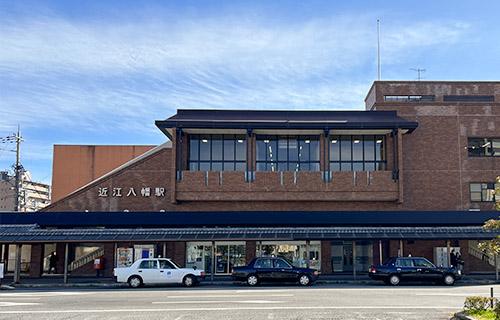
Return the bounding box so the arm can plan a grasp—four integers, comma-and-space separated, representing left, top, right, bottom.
391, 129, 398, 181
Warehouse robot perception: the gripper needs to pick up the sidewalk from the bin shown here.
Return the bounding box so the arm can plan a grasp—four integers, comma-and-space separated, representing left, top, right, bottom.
1, 273, 498, 289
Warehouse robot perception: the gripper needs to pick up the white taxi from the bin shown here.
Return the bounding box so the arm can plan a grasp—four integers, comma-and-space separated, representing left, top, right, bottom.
114, 258, 204, 288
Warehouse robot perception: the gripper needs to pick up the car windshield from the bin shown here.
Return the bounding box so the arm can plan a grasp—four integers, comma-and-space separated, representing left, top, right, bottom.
413, 258, 435, 268
274, 259, 292, 268
168, 259, 181, 269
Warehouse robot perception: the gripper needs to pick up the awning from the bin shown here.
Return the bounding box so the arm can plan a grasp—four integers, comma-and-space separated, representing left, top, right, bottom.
1, 225, 498, 243
155, 109, 419, 139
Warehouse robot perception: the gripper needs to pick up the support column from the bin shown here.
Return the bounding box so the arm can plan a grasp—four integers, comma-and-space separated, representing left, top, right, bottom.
3, 245, 9, 272
399, 240, 403, 257
352, 241, 357, 280
163, 242, 167, 258
13, 244, 22, 284
446, 240, 451, 268
211, 241, 215, 283
29, 244, 43, 278
63, 243, 69, 284
379, 240, 383, 265
495, 254, 499, 283
306, 240, 311, 268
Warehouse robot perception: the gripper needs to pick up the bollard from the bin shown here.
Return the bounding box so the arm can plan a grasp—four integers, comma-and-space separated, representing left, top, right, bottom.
491, 287, 494, 309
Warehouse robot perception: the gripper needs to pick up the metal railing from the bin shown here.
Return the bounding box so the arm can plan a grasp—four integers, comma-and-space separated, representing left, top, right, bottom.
469, 246, 495, 267
68, 247, 104, 272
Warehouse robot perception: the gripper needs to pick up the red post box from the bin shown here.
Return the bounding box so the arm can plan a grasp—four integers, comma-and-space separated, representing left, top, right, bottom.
93, 257, 104, 270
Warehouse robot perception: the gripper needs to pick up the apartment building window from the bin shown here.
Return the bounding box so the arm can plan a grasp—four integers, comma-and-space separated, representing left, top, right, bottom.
189, 134, 246, 171
329, 135, 386, 171
470, 183, 499, 202
384, 95, 435, 102
468, 138, 500, 157
256, 135, 320, 171
444, 95, 494, 102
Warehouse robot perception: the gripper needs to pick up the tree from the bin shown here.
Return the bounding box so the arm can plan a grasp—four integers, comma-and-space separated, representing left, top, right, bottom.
478, 177, 500, 254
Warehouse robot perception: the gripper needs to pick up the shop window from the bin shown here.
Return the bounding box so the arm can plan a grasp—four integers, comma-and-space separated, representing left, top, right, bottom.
470, 182, 498, 202
256, 135, 320, 171
188, 134, 246, 171
329, 135, 386, 171
468, 138, 500, 157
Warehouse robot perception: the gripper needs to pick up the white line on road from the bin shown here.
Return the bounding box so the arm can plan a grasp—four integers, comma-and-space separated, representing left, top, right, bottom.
153, 300, 285, 304
165, 294, 294, 298
0, 302, 42, 307
0, 306, 462, 314
0, 292, 90, 297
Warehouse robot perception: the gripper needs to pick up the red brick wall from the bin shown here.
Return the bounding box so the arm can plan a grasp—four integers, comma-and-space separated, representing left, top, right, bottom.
29, 244, 43, 278
321, 240, 332, 274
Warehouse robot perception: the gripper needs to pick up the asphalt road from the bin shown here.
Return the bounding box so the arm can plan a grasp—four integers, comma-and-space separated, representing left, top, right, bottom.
1, 283, 499, 320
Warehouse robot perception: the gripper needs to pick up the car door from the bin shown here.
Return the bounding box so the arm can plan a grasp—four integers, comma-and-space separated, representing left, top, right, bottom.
137, 260, 159, 284
395, 258, 417, 281
272, 258, 298, 281
412, 258, 441, 281
158, 259, 180, 284
253, 258, 274, 281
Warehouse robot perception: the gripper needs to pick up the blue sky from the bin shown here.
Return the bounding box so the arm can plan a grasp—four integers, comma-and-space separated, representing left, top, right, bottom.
1, 0, 500, 185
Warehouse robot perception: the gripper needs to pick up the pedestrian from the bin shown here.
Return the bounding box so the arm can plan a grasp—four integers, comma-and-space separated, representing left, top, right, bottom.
456, 252, 464, 272
450, 249, 457, 268
49, 252, 58, 274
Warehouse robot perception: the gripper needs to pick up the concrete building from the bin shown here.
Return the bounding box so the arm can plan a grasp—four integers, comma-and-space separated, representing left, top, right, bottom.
0, 171, 51, 212
1, 81, 499, 280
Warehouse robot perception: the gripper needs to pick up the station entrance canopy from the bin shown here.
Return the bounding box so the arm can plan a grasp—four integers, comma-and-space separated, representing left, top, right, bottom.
1, 225, 498, 243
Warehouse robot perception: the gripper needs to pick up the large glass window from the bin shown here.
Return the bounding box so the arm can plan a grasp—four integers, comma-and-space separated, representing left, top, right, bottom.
189, 134, 246, 171
186, 242, 246, 275
256, 135, 320, 171
329, 135, 386, 171
259, 241, 321, 271
470, 183, 499, 202
468, 138, 500, 157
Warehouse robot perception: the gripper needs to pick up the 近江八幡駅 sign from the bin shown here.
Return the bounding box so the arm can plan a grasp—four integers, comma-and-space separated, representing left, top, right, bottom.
97, 187, 166, 198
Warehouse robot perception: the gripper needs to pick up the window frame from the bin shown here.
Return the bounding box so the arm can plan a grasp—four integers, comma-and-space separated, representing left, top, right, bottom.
329, 135, 387, 172
188, 134, 247, 171
470, 182, 499, 202
468, 137, 500, 157
255, 135, 320, 172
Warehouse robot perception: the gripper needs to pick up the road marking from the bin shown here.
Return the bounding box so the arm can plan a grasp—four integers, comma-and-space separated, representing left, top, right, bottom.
0, 306, 462, 314
153, 300, 285, 304
0, 302, 42, 307
165, 294, 293, 298
416, 293, 486, 296
0, 292, 89, 297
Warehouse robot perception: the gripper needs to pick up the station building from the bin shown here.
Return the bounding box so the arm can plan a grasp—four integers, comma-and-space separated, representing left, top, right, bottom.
1, 81, 499, 281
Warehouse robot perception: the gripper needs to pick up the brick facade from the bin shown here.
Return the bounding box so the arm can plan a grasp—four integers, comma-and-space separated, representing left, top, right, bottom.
30, 81, 500, 276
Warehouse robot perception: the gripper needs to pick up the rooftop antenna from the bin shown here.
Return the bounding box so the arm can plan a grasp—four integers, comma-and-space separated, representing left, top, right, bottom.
377, 19, 381, 81
410, 68, 426, 81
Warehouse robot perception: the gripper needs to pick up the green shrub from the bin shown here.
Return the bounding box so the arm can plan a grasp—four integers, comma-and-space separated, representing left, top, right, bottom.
464, 296, 497, 311
494, 299, 500, 320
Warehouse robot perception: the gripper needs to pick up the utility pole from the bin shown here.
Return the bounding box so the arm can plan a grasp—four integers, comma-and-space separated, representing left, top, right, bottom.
3, 126, 27, 212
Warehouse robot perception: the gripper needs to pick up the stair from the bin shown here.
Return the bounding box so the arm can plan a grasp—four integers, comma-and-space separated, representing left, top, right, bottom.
469, 246, 496, 267
68, 247, 104, 272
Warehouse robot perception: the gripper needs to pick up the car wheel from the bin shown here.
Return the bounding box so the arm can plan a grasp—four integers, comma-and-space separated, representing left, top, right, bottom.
247, 274, 259, 286
128, 275, 143, 288
183, 275, 196, 287
298, 274, 311, 286
442, 274, 455, 286
388, 274, 400, 286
